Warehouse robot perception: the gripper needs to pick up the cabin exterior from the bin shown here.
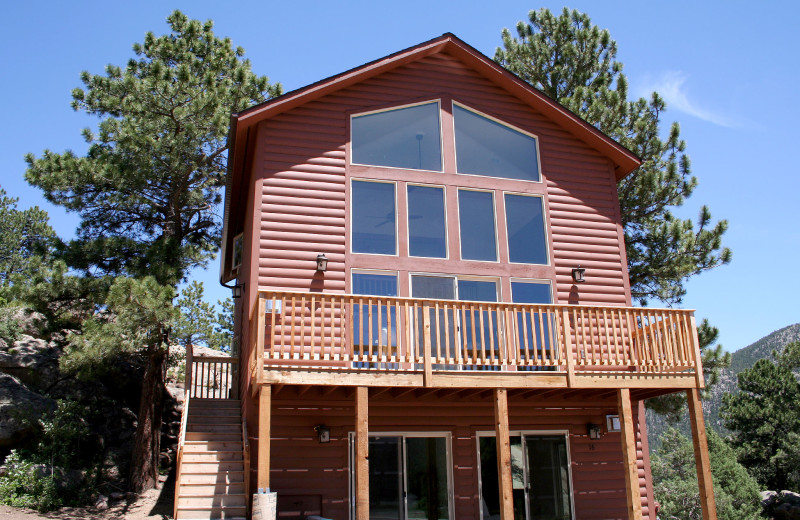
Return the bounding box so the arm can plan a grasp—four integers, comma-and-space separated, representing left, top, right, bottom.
176, 34, 716, 520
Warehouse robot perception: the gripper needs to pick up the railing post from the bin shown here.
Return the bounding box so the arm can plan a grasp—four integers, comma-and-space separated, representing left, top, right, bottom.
690, 315, 705, 388
185, 343, 193, 399
422, 304, 432, 387
560, 309, 576, 387
256, 295, 266, 386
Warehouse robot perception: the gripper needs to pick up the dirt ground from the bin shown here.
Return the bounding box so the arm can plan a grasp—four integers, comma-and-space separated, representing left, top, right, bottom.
0, 475, 174, 520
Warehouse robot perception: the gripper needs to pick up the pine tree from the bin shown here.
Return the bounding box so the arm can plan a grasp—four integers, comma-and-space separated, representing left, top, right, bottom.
495, 8, 731, 306
24, 11, 281, 492
0, 187, 55, 290
721, 342, 800, 491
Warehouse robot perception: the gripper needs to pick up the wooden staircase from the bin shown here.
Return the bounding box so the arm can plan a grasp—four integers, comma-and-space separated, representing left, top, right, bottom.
175, 398, 248, 520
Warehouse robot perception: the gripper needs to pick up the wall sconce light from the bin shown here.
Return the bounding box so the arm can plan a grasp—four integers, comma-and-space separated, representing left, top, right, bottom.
231, 284, 243, 299
587, 423, 602, 440
314, 424, 330, 443
316, 253, 328, 272
572, 266, 586, 284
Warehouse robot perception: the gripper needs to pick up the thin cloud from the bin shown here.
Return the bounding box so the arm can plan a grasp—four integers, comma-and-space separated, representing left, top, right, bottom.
638, 71, 740, 128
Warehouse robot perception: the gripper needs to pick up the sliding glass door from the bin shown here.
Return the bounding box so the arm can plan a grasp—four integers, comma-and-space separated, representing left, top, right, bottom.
478, 433, 573, 520
351, 434, 452, 520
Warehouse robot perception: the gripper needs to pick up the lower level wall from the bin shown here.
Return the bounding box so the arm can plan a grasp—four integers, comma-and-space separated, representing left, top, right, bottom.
250, 387, 652, 520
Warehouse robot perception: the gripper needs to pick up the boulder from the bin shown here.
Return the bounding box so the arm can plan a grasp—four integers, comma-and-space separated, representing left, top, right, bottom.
0, 372, 54, 447
0, 334, 60, 388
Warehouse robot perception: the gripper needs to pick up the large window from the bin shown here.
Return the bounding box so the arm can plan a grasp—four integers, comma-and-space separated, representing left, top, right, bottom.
352, 271, 398, 361
479, 433, 573, 520
458, 190, 497, 262
351, 102, 442, 171
505, 194, 548, 264
454, 104, 540, 182
351, 180, 396, 255
350, 433, 452, 520
408, 184, 447, 258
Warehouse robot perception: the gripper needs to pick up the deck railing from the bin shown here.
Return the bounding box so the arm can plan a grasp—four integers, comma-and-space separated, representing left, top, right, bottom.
187, 355, 239, 399
248, 290, 702, 384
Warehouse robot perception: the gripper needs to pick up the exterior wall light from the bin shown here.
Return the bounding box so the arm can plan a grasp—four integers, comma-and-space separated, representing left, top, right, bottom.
314, 424, 331, 443
572, 266, 586, 283
587, 423, 602, 440
231, 284, 243, 299
316, 253, 328, 272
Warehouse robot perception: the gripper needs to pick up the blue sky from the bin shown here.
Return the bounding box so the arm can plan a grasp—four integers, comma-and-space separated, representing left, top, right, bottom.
2, 1, 797, 352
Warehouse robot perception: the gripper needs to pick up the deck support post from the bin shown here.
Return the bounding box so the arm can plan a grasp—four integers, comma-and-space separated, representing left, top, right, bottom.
617, 388, 643, 520
687, 388, 717, 520
257, 385, 271, 491
494, 388, 514, 520
355, 386, 369, 520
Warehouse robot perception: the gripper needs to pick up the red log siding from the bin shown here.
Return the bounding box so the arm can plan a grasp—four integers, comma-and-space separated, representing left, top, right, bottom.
265, 391, 652, 520
250, 52, 629, 306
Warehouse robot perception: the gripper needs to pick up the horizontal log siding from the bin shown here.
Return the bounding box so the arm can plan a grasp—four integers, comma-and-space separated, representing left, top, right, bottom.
266, 390, 651, 519
252, 52, 629, 304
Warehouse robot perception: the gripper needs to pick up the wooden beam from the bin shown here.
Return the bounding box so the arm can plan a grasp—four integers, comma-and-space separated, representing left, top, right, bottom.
422, 305, 433, 387
494, 388, 514, 520
355, 386, 369, 520
617, 388, 642, 520
257, 385, 271, 491
687, 388, 717, 520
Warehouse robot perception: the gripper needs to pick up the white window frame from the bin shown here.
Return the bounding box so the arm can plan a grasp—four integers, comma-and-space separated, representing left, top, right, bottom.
350, 99, 445, 173
451, 101, 543, 184
475, 430, 575, 520
406, 182, 449, 260
456, 188, 499, 263
350, 178, 399, 257
348, 431, 454, 520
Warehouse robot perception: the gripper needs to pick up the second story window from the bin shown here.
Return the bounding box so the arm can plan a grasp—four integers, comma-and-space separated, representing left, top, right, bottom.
504, 193, 548, 264
407, 184, 447, 258
351, 101, 442, 171
458, 189, 497, 262
352, 180, 396, 255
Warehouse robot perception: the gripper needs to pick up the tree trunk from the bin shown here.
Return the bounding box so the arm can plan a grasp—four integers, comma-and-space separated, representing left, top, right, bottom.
129, 346, 167, 493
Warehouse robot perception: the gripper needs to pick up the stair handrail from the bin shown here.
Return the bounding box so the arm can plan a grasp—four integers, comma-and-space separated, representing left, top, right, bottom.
242, 416, 250, 518
174, 364, 191, 519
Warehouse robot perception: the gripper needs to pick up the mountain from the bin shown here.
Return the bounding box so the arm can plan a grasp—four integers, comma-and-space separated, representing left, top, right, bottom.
646, 322, 800, 451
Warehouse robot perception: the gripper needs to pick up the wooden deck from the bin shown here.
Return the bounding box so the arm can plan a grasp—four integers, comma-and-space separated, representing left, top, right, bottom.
247, 290, 705, 392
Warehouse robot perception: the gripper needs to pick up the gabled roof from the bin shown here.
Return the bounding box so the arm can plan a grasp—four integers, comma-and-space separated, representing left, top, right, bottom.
220, 33, 641, 283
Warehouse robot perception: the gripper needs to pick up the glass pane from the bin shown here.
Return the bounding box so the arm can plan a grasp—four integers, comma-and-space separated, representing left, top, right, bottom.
352, 273, 398, 351
505, 194, 547, 264
352, 103, 442, 171
479, 436, 526, 520
458, 280, 499, 364
408, 185, 447, 258
406, 437, 450, 520
352, 181, 396, 255
454, 105, 540, 181
512, 282, 555, 367
369, 437, 403, 520
526, 436, 573, 520
411, 276, 455, 300
458, 190, 497, 261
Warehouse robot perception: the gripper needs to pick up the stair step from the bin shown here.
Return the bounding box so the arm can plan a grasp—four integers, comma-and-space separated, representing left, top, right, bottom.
179, 483, 246, 496
188, 416, 241, 425
188, 408, 242, 417
179, 472, 244, 485
185, 432, 240, 442
178, 494, 247, 508
175, 507, 246, 519
184, 441, 243, 452
190, 398, 241, 408
187, 424, 240, 433
181, 461, 243, 472
183, 451, 243, 462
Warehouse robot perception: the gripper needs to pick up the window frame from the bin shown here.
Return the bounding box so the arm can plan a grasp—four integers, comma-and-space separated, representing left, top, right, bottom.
503, 191, 551, 266
350, 178, 399, 257
406, 182, 449, 260
510, 278, 554, 304
349, 99, 445, 173
451, 101, 543, 184
456, 188, 499, 263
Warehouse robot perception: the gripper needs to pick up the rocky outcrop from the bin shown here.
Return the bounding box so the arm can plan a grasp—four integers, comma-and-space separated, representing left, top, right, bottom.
762, 490, 800, 520
0, 372, 54, 447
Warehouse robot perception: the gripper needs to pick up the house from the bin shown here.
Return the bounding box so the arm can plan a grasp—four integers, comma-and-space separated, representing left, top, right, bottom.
175, 34, 717, 520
